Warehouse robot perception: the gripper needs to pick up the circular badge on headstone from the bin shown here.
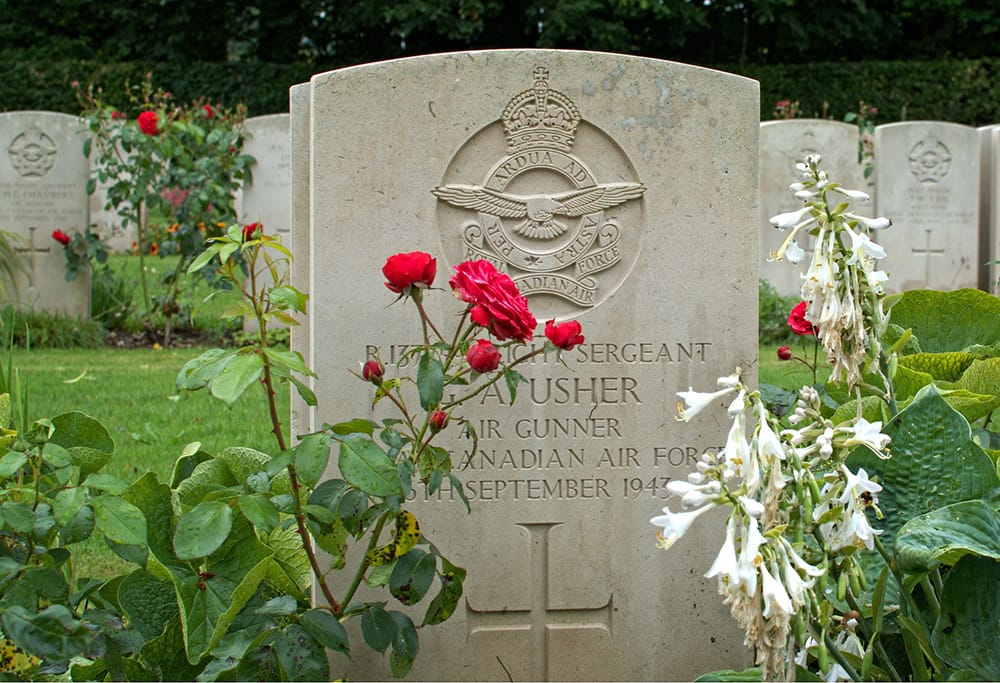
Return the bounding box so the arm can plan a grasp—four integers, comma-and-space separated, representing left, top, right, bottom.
433, 67, 646, 321
908, 136, 951, 183
7, 126, 58, 178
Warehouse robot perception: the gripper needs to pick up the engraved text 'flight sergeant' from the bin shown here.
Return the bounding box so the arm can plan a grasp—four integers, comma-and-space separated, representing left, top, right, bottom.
432, 182, 646, 240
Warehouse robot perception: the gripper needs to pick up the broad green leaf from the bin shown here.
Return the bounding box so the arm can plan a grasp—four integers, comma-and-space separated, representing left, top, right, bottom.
955, 358, 1000, 399
49, 411, 115, 477
174, 501, 233, 560
125, 473, 186, 574
173, 516, 273, 662
139, 615, 207, 681
268, 285, 308, 314
889, 289, 1000, 353
339, 434, 403, 497
300, 609, 349, 656
937, 388, 1000, 425
174, 458, 239, 507
417, 353, 444, 411
931, 556, 1000, 680
61, 504, 95, 545
93, 495, 147, 546
53, 487, 87, 526
899, 352, 977, 382
263, 346, 313, 376
1, 604, 92, 661
264, 523, 312, 599
896, 500, 1000, 574
83, 473, 130, 495
238, 494, 279, 532
0, 451, 26, 478
361, 603, 395, 653
256, 595, 298, 616
891, 363, 934, 403
830, 395, 886, 425
388, 611, 418, 677
423, 557, 466, 626
276, 624, 330, 681
294, 433, 331, 488
389, 548, 436, 605
209, 352, 265, 406
118, 568, 178, 641
176, 348, 237, 392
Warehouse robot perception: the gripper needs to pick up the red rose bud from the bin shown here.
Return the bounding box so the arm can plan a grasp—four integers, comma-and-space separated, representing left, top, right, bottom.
429, 409, 449, 432
777, 346, 793, 361
362, 359, 384, 384
137, 111, 158, 135
382, 251, 437, 293
544, 318, 585, 350
466, 339, 501, 373
51, 229, 71, 246
242, 222, 262, 241
110, 110, 124, 120
787, 300, 817, 336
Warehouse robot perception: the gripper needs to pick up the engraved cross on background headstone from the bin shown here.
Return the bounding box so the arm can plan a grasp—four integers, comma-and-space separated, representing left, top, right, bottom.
911, 228, 946, 283
465, 522, 613, 681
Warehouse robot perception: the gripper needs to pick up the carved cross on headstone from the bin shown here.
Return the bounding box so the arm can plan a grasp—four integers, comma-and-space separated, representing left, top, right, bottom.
911, 228, 946, 283
465, 522, 613, 681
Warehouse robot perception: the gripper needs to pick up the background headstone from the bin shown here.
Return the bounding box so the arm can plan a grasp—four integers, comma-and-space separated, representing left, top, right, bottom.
759, 119, 868, 296
979, 124, 1000, 293
875, 121, 980, 292
294, 50, 758, 681
288, 88, 312, 440
237, 114, 291, 236
0, 111, 90, 315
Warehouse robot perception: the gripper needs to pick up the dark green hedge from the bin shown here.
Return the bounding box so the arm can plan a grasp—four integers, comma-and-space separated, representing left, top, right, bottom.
3, 57, 1000, 126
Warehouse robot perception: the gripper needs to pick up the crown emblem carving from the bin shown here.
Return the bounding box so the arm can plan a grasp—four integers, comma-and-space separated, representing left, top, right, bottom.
501, 67, 580, 155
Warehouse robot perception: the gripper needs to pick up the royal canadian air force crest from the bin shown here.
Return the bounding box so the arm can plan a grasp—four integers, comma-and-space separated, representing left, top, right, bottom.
433, 67, 645, 308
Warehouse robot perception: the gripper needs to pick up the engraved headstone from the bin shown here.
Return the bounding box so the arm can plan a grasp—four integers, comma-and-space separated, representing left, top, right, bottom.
760, 119, 868, 296
0, 111, 90, 315
293, 51, 758, 681
288, 87, 312, 436
874, 121, 980, 292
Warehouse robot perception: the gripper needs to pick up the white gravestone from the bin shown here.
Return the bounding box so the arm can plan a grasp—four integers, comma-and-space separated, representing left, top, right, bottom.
875, 121, 980, 292
293, 51, 758, 681
0, 111, 90, 315
237, 114, 291, 236
288, 87, 313, 439
760, 119, 868, 296
978, 125, 1000, 293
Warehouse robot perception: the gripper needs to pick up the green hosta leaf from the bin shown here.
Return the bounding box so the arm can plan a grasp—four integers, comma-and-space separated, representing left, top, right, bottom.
890, 289, 1000, 353
896, 500, 1000, 574
299, 609, 349, 656
209, 352, 265, 406
955, 358, 1000, 400
830, 395, 886, 426
49, 411, 115, 477
174, 501, 233, 560
118, 568, 178, 641
264, 523, 312, 599
140, 615, 207, 682
899, 352, 978, 382
891, 363, 934, 403
276, 624, 330, 681
93, 495, 147, 546
423, 557, 466, 626
937, 388, 1000, 425
1, 604, 93, 661
174, 517, 273, 662
294, 433, 331, 488
931, 556, 1000, 680
389, 548, 436, 605
417, 353, 444, 411
338, 434, 403, 497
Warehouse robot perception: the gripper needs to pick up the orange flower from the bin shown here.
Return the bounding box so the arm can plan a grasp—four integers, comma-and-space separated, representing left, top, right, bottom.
131, 242, 139, 253
167, 223, 180, 233
150, 242, 160, 255
197, 222, 206, 233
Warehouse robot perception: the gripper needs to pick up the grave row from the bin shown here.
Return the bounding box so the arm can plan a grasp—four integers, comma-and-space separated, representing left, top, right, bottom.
4, 110, 999, 321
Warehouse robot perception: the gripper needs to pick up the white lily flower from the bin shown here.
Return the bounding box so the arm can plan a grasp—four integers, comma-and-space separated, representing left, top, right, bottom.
738, 495, 765, 518
759, 561, 794, 619
795, 189, 817, 200
785, 240, 806, 265
779, 537, 825, 578
676, 384, 736, 422
770, 205, 814, 230
844, 226, 887, 265
755, 403, 786, 463
846, 213, 892, 230
651, 502, 718, 550
843, 418, 891, 456
838, 465, 882, 506
728, 387, 747, 416
705, 515, 740, 587
789, 182, 806, 192
867, 269, 889, 290
736, 515, 763, 596
832, 187, 871, 201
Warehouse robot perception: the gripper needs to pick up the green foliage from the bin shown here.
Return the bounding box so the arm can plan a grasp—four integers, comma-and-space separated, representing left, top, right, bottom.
758, 279, 797, 345
0, 306, 107, 349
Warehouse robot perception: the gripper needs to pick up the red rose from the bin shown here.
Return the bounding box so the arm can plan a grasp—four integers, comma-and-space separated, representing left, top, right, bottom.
362, 359, 384, 383
787, 301, 817, 336
777, 346, 792, 361
202, 104, 215, 118
110, 110, 124, 120
544, 319, 585, 350
429, 409, 449, 432
449, 260, 536, 343
52, 229, 71, 246
242, 222, 262, 241
382, 251, 437, 293
137, 111, 158, 135
466, 339, 501, 373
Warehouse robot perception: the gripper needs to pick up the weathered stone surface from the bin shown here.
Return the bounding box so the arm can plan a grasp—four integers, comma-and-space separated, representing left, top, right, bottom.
293, 50, 759, 681
0, 111, 90, 315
